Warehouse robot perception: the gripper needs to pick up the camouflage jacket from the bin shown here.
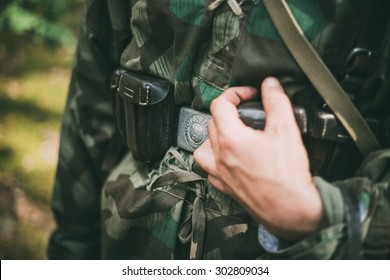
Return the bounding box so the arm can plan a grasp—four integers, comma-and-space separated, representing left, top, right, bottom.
48, 0, 390, 259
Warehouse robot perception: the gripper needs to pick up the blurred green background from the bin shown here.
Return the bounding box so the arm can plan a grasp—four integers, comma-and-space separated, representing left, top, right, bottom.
0, 0, 84, 259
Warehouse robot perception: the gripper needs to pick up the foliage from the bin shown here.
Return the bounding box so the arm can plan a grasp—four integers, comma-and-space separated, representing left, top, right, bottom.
0, 45, 73, 259
0, 0, 83, 74
0, 0, 82, 49
0, 0, 83, 260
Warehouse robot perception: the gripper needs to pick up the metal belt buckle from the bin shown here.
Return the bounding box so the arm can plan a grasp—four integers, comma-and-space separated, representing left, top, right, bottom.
177, 107, 212, 153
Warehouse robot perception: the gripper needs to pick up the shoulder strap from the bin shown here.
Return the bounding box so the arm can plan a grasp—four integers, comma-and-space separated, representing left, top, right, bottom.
263, 0, 381, 158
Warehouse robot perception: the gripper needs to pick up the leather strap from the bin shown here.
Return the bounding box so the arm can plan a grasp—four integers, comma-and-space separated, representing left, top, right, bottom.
263, 0, 381, 158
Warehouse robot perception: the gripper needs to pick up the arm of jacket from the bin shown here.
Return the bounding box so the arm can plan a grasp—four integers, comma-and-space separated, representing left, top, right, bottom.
259, 150, 390, 259
258, 17, 390, 260
47, 0, 131, 259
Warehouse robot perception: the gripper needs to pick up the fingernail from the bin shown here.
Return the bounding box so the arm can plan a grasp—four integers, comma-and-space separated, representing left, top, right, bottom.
264, 77, 280, 87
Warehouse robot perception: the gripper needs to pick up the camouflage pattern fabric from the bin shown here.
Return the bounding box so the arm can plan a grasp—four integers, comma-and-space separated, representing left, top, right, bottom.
102, 148, 263, 259
48, 0, 390, 259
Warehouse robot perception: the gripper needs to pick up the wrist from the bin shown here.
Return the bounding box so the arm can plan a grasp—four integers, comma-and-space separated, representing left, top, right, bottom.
260, 180, 324, 242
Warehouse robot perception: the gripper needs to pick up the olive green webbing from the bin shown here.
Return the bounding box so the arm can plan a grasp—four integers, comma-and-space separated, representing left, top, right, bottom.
263, 0, 381, 157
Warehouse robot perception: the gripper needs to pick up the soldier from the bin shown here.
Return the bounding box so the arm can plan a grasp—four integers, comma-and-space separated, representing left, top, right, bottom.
48, 0, 390, 259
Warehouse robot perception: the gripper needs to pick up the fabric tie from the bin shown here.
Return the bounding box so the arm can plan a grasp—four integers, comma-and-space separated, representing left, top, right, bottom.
208, 0, 244, 17
147, 148, 207, 259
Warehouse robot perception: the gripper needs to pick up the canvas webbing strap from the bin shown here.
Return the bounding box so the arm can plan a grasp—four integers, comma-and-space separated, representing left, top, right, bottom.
263, 0, 381, 158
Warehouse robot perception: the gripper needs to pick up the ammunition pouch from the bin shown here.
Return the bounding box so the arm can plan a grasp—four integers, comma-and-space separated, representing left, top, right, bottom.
307, 111, 380, 181
111, 69, 175, 162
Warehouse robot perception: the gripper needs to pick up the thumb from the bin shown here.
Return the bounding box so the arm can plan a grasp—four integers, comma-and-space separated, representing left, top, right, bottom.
261, 77, 299, 135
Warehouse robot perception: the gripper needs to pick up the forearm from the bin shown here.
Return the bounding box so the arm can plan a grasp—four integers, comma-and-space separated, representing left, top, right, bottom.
258, 150, 390, 259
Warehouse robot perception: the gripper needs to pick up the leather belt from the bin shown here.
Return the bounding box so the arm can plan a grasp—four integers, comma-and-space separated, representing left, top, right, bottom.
176, 103, 380, 152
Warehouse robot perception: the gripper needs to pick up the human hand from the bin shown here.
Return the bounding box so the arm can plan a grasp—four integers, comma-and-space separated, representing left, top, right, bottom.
193, 77, 323, 240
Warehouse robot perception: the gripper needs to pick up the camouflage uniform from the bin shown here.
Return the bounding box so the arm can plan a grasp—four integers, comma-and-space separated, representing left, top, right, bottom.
48, 0, 390, 259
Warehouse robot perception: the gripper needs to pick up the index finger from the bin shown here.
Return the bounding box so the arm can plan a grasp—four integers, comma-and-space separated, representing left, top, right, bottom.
210, 87, 258, 134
